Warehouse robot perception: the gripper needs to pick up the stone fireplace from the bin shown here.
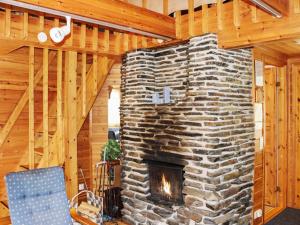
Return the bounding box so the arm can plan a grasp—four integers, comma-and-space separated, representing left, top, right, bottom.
120, 33, 255, 225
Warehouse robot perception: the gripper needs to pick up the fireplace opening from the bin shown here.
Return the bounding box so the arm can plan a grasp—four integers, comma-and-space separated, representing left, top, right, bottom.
147, 160, 184, 205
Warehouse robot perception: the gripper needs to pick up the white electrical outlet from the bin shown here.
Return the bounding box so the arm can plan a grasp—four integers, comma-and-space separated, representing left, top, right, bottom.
78, 183, 85, 191
254, 209, 263, 219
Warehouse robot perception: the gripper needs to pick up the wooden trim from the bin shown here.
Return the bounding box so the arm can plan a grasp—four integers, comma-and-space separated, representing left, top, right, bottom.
163, 0, 169, 15
16, 0, 176, 38
175, 11, 182, 39
43, 48, 49, 167
188, 0, 194, 36
82, 53, 87, 117
64, 51, 78, 198
57, 49, 64, 165
92, 54, 98, 96
28, 46, 35, 170
202, 4, 209, 33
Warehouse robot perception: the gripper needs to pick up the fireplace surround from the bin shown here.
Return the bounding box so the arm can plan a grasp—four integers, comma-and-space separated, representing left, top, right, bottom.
147, 160, 184, 206
120, 33, 255, 225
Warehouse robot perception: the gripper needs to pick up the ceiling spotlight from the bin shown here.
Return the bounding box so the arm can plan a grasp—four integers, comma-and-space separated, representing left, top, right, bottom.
37, 32, 47, 43
50, 16, 71, 43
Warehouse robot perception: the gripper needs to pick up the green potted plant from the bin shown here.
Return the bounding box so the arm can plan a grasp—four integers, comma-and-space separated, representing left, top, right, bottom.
102, 140, 121, 165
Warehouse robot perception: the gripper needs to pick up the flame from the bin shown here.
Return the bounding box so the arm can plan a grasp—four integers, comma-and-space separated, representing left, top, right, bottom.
161, 174, 172, 196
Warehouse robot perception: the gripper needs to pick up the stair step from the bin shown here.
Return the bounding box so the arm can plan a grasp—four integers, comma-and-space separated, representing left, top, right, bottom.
34, 148, 44, 156
20, 164, 39, 170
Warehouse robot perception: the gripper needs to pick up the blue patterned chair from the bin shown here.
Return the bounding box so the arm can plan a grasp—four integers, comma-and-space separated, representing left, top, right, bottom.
5, 166, 97, 225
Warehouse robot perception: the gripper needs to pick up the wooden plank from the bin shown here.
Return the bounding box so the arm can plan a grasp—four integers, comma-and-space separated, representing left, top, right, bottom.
142, 0, 147, 8
233, 0, 241, 28
175, 11, 182, 39
202, 4, 209, 33
92, 26, 98, 51
114, 32, 121, 55
132, 35, 138, 49
23, 12, 28, 38
264, 67, 277, 207
92, 54, 98, 96
28, 46, 35, 170
57, 50, 63, 165
217, 0, 224, 30
188, 0, 194, 36
64, 51, 78, 198
5, 8, 11, 38
104, 30, 110, 52
82, 53, 87, 117
43, 48, 49, 167
80, 24, 86, 48
163, 0, 169, 15
0, 50, 56, 147
123, 33, 129, 52
16, 0, 176, 38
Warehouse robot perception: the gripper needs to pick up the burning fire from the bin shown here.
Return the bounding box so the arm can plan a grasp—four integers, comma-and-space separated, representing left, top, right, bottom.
161, 174, 172, 197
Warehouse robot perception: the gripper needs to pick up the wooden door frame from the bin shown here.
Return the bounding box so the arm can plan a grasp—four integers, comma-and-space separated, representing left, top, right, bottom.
253, 48, 288, 225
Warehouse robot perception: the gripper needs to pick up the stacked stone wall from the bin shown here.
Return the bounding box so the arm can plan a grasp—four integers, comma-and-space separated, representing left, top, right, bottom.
120, 33, 255, 225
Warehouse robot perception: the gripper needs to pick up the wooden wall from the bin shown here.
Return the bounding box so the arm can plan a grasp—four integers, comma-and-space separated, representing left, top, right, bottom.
89, 63, 121, 190
287, 59, 300, 208
77, 118, 92, 190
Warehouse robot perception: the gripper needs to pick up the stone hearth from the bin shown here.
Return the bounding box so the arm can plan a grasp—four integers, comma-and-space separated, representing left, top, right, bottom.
120, 33, 255, 225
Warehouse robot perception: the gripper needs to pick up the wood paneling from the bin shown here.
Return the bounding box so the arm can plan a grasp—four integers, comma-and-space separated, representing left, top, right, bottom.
13, 0, 176, 38
90, 63, 121, 190
264, 67, 277, 207
287, 59, 300, 208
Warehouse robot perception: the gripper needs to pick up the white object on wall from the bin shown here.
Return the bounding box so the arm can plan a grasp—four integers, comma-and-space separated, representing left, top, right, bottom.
50, 16, 71, 43
254, 209, 263, 219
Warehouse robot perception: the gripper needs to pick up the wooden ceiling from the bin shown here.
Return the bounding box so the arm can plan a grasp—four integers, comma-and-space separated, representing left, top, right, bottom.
257, 38, 300, 57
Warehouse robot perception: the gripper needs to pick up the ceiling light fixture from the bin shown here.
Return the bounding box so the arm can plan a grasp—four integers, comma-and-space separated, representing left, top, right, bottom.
50, 16, 71, 43
249, 0, 282, 18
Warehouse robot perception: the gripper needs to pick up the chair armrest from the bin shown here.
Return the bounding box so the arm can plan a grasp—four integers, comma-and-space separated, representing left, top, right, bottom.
70, 208, 98, 225
0, 216, 11, 225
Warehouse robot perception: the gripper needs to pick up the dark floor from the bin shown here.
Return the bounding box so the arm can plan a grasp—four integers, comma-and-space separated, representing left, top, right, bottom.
266, 208, 300, 225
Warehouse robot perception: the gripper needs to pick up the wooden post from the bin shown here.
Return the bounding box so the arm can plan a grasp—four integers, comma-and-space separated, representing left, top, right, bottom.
104, 30, 110, 52
64, 51, 78, 198
217, 0, 224, 30
132, 35, 138, 49
202, 4, 209, 33
123, 33, 129, 52
29, 46, 35, 169
114, 32, 121, 55
142, 0, 147, 8
233, 0, 241, 28
92, 54, 98, 96
188, 0, 194, 37
80, 24, 86, 49
82, 53, 87, 117
251, 5, 259, 23
39, 15, 44, 32
175, 11, 182, 39
57, 50, 64, 165
43, 48, 49, 167
92, 26, 98, 51
163, 0, 168, 15
23, 12, 28, 38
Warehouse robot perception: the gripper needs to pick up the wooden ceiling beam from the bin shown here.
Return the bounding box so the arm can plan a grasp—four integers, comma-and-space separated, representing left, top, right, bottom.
9, 0, 176, 38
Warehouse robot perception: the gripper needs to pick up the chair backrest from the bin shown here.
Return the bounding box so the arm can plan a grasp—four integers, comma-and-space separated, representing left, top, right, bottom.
5, 166, 72, 225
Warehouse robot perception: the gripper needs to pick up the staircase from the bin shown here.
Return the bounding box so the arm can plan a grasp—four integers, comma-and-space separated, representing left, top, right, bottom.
0, 54, 114, 208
